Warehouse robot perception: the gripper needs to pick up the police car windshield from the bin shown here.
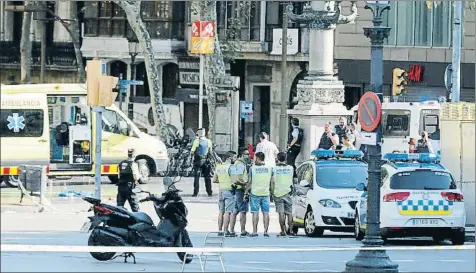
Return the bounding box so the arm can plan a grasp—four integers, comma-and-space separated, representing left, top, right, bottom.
316, 166, 368, 189
390, 170, 455, 190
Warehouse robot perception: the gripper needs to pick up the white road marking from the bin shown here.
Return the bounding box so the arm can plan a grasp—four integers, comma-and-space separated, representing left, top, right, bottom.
437, 259, 468, 262
287, 261, 327, 264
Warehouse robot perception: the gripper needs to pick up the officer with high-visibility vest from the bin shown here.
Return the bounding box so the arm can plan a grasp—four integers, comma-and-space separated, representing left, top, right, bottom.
271, 152, 295, 237
246, 152, 274, 238
212, 151, 237, 237
191, 128, 213, 197
229, 151, 249, 237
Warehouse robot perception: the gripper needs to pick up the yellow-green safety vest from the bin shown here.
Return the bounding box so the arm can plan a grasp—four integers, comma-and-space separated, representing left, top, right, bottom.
273, 164, 294, 197
215, 163, 232, 190
230, 160, 247, 189
250, 165, 273, 196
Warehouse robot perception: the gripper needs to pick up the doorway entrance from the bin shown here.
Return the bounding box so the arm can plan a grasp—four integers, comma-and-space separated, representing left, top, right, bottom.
252, 85, 270, 141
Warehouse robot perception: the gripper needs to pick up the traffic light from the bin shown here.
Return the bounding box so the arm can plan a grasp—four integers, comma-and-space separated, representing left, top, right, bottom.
86, 60, 119, 106
392, 68, 408, 96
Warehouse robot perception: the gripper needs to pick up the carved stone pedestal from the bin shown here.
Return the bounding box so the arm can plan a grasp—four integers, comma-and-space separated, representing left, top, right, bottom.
287, 76, 350, 165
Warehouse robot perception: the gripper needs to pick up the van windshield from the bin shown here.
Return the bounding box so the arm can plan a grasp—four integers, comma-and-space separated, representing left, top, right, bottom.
316, 165, 368, 189
383, 110, 411, 137
390, 170, 455, 190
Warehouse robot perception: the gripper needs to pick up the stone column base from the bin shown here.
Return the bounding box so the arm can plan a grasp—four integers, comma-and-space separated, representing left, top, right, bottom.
287, 76, 351, 165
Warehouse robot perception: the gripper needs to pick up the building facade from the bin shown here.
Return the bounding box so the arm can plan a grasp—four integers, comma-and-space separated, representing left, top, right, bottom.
1, 1, 474, 150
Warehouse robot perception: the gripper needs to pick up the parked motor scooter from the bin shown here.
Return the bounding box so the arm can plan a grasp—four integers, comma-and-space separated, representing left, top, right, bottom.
80, 176, 193, 264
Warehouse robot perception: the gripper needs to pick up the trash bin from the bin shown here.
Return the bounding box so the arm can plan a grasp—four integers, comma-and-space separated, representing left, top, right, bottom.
24, 165, 43, 192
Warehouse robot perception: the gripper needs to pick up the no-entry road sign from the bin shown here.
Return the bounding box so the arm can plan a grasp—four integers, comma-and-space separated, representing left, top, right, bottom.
358, 92, 382, 132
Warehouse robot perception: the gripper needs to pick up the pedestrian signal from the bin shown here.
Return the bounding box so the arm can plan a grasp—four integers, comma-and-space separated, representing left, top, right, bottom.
392, 68, 408, 96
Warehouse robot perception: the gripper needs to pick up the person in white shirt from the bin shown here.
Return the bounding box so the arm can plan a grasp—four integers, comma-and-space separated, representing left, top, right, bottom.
255, 132, 279, 166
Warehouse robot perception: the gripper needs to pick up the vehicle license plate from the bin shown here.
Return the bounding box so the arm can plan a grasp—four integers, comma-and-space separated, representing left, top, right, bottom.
80, 221, 92, 233
412, 219, 440, 226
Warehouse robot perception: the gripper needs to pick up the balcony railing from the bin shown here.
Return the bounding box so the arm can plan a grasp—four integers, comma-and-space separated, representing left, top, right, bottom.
0, 41, 77, 69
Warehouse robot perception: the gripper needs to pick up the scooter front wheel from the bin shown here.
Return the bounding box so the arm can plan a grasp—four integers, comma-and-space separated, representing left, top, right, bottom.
177, 230, 193, 264
88, 232, 116, 261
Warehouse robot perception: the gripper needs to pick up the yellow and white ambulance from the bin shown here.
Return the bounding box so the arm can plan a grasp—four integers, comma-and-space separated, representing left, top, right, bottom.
0, 84, 168, 187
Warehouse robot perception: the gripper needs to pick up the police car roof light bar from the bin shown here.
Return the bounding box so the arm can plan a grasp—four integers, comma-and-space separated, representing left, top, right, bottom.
311, 150, 364, 160
383, 153, 440, 163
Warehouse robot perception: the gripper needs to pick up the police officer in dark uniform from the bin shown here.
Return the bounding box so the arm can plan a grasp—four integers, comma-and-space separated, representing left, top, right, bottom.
190, 128, 213, 197
287, 118, 303, 177
117, 149, 140, 212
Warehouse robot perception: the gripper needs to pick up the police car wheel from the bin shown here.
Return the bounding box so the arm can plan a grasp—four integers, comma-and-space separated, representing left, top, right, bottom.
304, 209, 324, 237
450, 230, 465, 245
432, 235, 446, 244
354, 212, 364, 241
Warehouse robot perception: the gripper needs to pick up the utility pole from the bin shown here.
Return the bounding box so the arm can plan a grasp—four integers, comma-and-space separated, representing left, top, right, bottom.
279, 5, 289, 151
38, 3, 47, 83
451, 1, 463, 102
198, 54, 204, 129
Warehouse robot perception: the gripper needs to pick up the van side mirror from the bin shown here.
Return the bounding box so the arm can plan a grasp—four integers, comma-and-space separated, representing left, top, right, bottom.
356, 183, 367, 191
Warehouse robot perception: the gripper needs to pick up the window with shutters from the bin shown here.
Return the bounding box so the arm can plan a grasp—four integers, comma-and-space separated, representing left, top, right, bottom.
83, 1, 184, 40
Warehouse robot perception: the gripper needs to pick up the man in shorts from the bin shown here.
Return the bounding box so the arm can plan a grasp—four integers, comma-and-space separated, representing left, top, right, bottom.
271, 152, 295, 237
229, 151, 250, 237
246, 152, 273, 237
212, 151, 236, 237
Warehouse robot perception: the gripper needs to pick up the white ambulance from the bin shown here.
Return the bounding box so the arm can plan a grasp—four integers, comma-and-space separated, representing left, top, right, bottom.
351, 100, 441, 155
0, 84, 168, 187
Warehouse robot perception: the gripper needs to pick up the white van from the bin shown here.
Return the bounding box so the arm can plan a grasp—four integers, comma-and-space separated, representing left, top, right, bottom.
351, 100, 441, 155
0, 84, 168, 187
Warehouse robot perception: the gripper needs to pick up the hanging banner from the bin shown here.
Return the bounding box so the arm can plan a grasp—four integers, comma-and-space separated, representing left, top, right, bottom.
190, 20, 215, 54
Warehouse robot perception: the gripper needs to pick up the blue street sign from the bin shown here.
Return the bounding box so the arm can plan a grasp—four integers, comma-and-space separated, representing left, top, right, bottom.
119, 80, 144, 85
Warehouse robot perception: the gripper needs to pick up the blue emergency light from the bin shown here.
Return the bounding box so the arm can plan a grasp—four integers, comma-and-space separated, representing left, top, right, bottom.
383, 153, 440, 163
311, 150, 364, 159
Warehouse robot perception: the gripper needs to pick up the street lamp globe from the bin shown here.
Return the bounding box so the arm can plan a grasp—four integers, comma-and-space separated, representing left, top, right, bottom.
127, 34, 140, 56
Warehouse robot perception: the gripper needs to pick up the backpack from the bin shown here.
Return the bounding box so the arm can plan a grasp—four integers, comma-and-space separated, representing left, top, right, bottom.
296, 127, 304, 145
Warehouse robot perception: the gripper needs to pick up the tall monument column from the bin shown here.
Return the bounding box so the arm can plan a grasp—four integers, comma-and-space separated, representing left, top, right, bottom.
287, 1, 357, 164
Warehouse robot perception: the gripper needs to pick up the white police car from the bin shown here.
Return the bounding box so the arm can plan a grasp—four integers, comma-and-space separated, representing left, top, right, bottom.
292, 150, 368, 237
353, 153, 466, 245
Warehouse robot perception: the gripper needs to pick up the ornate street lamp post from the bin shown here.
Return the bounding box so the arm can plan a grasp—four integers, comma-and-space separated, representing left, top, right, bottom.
127, 33, 140, 120
345, 1, 398, 272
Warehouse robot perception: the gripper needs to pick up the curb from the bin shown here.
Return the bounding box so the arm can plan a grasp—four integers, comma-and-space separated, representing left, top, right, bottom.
1, 204, 41, 213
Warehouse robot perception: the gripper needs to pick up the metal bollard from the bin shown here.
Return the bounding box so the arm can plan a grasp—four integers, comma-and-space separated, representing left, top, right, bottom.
40, 166, 48, 206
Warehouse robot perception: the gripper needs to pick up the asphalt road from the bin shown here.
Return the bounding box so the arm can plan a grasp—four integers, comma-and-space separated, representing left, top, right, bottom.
1, 198, 475, 272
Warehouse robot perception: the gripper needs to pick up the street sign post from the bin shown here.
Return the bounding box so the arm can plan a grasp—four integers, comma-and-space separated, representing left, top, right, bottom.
358, 91, 382, 134
117, 79, 144, 111
190, 20, 215, 129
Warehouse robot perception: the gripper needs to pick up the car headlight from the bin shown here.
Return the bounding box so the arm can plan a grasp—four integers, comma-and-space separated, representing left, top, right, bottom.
319, 199, 341, 208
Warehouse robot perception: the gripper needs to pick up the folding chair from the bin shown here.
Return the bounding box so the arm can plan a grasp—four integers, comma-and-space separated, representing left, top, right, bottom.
181, 232, 226, 272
